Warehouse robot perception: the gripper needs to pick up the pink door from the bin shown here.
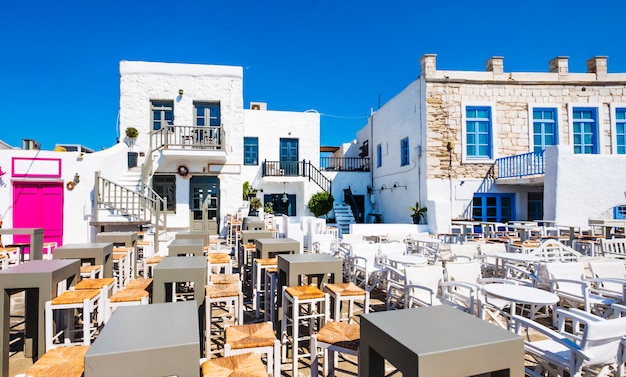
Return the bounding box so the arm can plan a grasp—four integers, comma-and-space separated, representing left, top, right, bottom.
12, 182, 64, 250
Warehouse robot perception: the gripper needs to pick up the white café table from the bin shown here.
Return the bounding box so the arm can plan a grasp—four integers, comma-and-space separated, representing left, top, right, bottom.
483, 284, 559, 329
385, 254, 428, 268
490, 252, 541, 277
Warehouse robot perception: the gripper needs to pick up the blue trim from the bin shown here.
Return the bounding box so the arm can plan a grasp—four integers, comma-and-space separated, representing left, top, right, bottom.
400, 137, 409, 166
465, 106, 492, 158
614, 205, 626, 219
376, 143, 382, 168
616, 108, 626, 154
572, 107, 598, 154
472, 193, 515, 222
532, 108, 558, 152
243, 137, 258, 165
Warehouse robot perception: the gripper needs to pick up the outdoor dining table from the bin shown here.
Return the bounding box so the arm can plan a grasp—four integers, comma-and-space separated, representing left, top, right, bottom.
255, 237, 300, 259
359, 305, 524, 377
95, 231, 138, 248
451, 220, 480, 243
53, 242, 114, 278
84, 301, 199, 377
174, 231, 210, 247
152, 256, 207, 308
385, 254, 428, 268
490, 252, 541, 278
167, 238, 204, 257
240, 230, 274, 246
483, 284, 559, 329
0, 259, 80, 377
0, 228, 44, 261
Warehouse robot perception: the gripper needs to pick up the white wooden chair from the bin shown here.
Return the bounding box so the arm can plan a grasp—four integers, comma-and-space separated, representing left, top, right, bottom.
588, 260, 626, 303
514, 309, 626, 377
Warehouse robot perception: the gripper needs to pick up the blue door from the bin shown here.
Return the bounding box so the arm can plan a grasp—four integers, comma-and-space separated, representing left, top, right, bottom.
280, 138, 299, 176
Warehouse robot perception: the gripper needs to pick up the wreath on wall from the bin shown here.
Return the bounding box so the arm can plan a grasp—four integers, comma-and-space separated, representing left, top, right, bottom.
177, 165, 190, 177
66, 181, 75, 191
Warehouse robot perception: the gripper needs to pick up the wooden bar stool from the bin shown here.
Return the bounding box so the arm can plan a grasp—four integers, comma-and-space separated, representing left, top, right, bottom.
224, 322, 281, 376
144, 255, 164, 278
281, 285, 330, 376
205, 282, 244, 358
310, 321, 360, 377
15, 345, 90, 377
252, 257, 278, 319
200, 352, 267, 377
324, 282, 370, 323
264, 268, 279, 323
113, 246, 135, 282
73, 277, 117, 324
209, 273, 240, 285
207, 252, 232, 275
42, 241, 58, 260
240, 243, 256, 280
80, 265, 102, 279
112, 252, 129, 289
45, 290, 101, 351
104, 288, 150, 323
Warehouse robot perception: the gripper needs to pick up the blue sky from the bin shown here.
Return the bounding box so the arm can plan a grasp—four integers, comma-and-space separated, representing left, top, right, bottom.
2, 0, 626, 151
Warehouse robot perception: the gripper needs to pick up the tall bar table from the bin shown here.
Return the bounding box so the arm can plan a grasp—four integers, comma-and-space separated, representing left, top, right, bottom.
359, 305, 524, 377
152, 256, 207, 307
85, 301, 199, 377
175, 231, 210, 247
168, 238, 204, 257
53, 242, 113, 278
0, 228, 44, 261
0, 259, 80, 377
95, 231, 137, 248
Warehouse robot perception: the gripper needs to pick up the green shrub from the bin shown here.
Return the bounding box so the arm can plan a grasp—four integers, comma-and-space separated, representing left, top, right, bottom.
308, 191, 334, 218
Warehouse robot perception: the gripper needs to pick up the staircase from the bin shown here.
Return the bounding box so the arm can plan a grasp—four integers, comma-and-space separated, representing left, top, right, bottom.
116, 167, 142, 191
333, 203, 356, 237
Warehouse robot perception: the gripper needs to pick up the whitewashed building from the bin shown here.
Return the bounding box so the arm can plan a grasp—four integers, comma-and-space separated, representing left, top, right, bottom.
354, 54, 626, 233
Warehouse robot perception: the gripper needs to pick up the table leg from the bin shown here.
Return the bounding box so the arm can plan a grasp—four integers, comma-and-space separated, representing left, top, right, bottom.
1, 289, 10, 377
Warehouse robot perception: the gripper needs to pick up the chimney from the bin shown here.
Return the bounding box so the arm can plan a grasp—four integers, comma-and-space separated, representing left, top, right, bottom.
587, 56, 608, 76
420, 54, 437, 77
486, 56, 504, 75
549, 56, 569, 78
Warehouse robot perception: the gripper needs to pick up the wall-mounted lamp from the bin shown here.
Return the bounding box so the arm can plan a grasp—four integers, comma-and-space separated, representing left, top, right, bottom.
367, 186, 373, 195
73, 173, 80, 184
446, 141, 455, 153
380, 184, 386, 191
392, 181, 407, 191
178, 89, 184, 96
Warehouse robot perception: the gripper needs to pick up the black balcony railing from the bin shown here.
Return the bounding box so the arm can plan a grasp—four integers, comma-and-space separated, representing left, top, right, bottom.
319, 157, 370, 171
262, 160, 331, 192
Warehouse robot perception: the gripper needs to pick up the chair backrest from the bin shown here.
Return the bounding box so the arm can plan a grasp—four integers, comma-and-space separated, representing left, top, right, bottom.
600, 238, 626, 259
478, 242, 507, 255
404, 264, 444, 304
545, 262, 586, 296
444, 261, 482, 284
588, 260, 626, 293
449, 243, 479, 259
531, 239, 582, 262
581, 316, 626, 367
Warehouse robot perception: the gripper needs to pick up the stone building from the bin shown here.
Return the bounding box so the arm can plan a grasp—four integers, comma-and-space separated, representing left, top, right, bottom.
355, 54, 626, 233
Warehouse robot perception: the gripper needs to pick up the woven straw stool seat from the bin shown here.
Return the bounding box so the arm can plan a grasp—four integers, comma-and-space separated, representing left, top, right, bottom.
19, 345, 90, 377
201, 352, 267, 377
145, 256, 164, 264
126, 278, 153, 290
324, 282, 370, 322
210, 274, 240, 285
285, 285, 325, 300
255, 257, 277, 266
224, 322, 280, 376
109, 288, 149, 303
79, 265, 102, 279
226, 322, 277, 350
75, 278, 116, 290
206, 283, 241, 299
316, 321, 360, 351
52, 289, 99, 305
311, 321, 361, 376
207, 253, 231, 264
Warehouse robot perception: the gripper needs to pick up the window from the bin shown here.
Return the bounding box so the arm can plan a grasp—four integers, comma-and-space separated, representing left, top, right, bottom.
264, 194, 296, 216
194, 103, 221, 126
151, 101, 174, 131
616, 108, 626, 154
527, 192, 544, 221
472, 193, 514, 222
152, 175, 176, 212
572, 107, 598, 154
376, 143, 382, 168
465, 106, 492, 159
614, 205, 626, 219
244, 137, 258, 165
400, 137, 410, 166
532, 108, 558, 152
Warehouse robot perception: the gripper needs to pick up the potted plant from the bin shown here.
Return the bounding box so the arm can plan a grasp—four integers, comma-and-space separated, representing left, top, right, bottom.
125, 127, 139, 168
409, 201, 427, 224
307, 191, 334, 218
248, 197, 262, 216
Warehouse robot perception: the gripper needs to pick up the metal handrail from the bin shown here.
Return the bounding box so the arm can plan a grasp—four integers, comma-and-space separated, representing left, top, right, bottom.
495, 151, 545, 179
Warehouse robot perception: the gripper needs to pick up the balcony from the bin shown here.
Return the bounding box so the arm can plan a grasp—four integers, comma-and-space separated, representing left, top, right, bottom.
262, 160, 331, 192
319, 157, 370, 172
149, 125, 227, 163
494, 151, 545, 186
